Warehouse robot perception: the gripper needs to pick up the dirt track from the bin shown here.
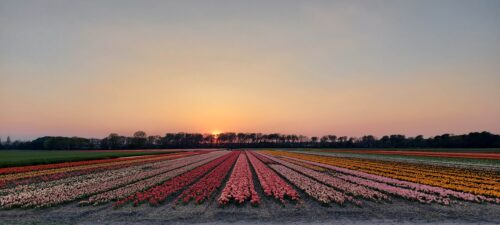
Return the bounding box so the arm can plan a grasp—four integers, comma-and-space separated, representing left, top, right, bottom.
1, 194, 499, 225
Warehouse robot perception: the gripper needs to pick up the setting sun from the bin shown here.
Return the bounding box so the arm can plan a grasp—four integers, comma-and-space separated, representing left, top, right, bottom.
211, 130, 221, 136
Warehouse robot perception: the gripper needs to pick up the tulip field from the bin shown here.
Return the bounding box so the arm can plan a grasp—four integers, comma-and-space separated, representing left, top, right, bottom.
0, 149, 499, 224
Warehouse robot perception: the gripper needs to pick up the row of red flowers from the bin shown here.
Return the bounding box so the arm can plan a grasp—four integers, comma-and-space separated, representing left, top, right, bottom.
174, 151, 240, 205
246, 151, 299, 204
80, 152, 228, 206
114, 151, 238, 207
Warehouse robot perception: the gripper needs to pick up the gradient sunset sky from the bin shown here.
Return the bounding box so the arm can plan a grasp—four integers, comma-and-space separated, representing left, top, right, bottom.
1, 0, 499, 140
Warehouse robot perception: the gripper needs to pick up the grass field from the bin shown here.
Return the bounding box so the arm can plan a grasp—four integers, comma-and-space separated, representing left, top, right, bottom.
0, 150, 181, 167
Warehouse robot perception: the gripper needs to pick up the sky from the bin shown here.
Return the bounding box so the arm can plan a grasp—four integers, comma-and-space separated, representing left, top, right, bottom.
1, 0, 500, 140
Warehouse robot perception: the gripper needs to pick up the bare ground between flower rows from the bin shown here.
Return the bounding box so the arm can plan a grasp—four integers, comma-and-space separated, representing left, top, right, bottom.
0, 192, 499, 225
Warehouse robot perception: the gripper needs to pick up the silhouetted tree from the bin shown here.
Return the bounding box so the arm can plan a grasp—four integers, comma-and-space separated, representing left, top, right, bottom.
203, 134, 216, 145
219, 132, 236, 144
389, 135, 406, 147
6, 136, 11, 147
360, 135, 376, 148
327, 135, 337, 143
237, 133, 247, 144
337, 136, 348, 146
414, 135, 425, 147
147, 135, 162, 147
131, 131, 147, 148
108, 133, 120, 149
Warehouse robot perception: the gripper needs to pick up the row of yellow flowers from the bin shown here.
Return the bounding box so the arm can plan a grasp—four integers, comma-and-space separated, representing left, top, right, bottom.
324, 158, 500, 190
362, 162, 496, 188
319, 153, 500, 183
261, 150, 500, 198
353, 158, 499, 184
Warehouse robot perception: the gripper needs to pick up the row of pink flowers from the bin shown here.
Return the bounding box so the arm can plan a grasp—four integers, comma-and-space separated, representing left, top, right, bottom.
246, 151, 299, 204
269, 164, 349, 205
0, 151, 226, 208
1, 162, 148, 208
336, 174, 449, 204
114, 151, 238, 207
260, 153, 388, 203
218, 152, 260, 206
251, 151, 275, 164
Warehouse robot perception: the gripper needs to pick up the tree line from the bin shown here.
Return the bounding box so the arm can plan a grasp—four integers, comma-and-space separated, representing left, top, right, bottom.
1, 131, 499, 150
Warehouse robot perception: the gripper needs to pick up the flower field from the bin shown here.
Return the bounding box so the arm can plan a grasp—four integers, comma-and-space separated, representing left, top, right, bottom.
259, 151, 500, 204
0, 149, 499, 211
